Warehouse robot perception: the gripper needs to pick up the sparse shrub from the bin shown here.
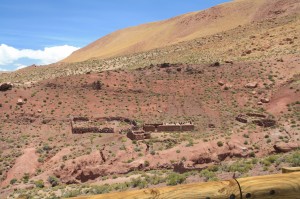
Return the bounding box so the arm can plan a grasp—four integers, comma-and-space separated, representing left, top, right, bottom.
217, 141, 223, 147
144, 160, 150, 167
10, 178, 17, 185
200, 169, 218, 181
286, 151, 300, 166
22, 173, 30, 183
225, 161, 253, 173
48, 176, 59, 187
34, 180, 44, 188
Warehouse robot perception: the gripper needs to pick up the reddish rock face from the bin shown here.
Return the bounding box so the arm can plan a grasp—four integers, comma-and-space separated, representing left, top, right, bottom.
274, 142, 299, 153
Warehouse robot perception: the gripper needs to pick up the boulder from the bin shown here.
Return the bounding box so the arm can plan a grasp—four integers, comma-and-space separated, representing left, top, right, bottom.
218, 81, 225, 86
224, 84, 232, 90
261, 98, 270, 103
0, 83, 13, 91
274, 143, 299, 153
245, 82, 258, 88
17, 98, 24, 105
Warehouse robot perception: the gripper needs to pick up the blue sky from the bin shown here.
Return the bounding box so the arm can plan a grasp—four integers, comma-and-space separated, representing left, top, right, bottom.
0, 0, 230, 71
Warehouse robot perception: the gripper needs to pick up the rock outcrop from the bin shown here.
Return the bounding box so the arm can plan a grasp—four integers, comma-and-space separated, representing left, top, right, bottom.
0, 83, 13, 91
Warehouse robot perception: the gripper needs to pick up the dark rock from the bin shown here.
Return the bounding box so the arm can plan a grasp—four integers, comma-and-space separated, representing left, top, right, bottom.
0, 83, 13, 91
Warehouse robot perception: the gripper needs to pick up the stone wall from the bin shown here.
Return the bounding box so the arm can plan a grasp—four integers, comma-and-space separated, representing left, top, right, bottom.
143, 125, 156, 132
143, 122, 195, 132
181, 124, 195, 131
253, 119, 276, 127
127, 130, 148, 140
157, 125, 181, 132
73, 117, 89, 122
72, 127, 114, 134
236, 113, 276, 128
246, 113, 266, 118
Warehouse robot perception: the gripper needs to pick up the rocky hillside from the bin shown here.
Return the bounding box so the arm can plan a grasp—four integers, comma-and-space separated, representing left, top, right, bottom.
1, 9, 299, 83
0, 1, 300, 198
62, 0, 300, 63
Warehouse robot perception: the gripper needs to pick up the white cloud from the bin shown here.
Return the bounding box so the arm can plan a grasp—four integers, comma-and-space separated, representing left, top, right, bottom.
0, 44, 79, 66
15, 63, 27, 70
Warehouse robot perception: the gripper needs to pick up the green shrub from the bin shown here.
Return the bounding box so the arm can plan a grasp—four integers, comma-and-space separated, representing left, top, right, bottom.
217, 141, 223, 147
166, 173, 186, 186
130, 177, 147, 188
34, 180, 44, 188
225, 161, 253, 173
91, 184, 111, 194
144, 160, 150, 167
200, 169, 218, 181
22, 173, 30, 183
63, 190, 81, 198
286, 151, 300, 166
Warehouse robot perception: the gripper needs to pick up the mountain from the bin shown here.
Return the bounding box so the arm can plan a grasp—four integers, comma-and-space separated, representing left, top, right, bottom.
62, 0, 300, 63
1, 0, 300, 198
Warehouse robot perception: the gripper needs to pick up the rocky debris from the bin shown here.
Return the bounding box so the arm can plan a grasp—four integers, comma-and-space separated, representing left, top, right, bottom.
37, 109, 42, 113
224, 84, 232, 90
17, 98, 24, 105
274, 142, 299, 153
173, 161, 203, 174
236, 115, 248, 123
92, 80, 103, 90
245, 50, 252, 54
245, 82, 258, 88
185, 66, 203, 74
45, 82, 63, 89
159, 63, 171, 68
257, 101, 263, 105
225, 60, 233, 64
210, 62, 220, 67
208, 124, 216, 128
261, 98, 270, 103
218, 81, 225, 86
0, 83, 13, 91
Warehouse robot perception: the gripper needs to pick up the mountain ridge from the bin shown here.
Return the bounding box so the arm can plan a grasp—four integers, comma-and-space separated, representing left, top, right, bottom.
63, 0, 299, 63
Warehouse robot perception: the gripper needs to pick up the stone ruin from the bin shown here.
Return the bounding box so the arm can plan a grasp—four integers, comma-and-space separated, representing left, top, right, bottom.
127, 129, 151, 141
71, 116, 138, 134
236, 113, 276, 127
71, 117, 114, 134
143, 122, 195, 132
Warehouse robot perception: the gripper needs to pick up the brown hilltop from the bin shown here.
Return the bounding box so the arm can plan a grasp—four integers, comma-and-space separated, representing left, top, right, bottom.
62, 0, 300, 63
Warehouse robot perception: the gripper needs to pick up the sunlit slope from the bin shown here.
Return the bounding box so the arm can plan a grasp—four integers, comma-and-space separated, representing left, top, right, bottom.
62, 0, 299, 63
